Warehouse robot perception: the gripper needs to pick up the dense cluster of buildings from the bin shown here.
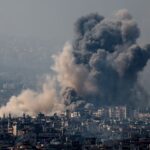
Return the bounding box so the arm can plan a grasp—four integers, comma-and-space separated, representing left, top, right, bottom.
0, 106, 149, 149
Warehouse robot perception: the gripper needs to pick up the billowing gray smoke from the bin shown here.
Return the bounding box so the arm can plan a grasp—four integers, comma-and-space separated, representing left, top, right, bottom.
0, 9, 150, 116
65, 9, 150, 107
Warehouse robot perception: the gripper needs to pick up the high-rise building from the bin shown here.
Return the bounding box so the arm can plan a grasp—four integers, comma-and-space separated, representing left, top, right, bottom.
108, 106, 127, 119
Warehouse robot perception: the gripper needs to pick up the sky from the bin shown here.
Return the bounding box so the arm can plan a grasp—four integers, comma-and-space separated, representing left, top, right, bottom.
0, 0, 149, 47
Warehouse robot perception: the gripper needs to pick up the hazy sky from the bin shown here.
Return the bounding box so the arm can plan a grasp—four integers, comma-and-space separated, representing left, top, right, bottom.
0, 0, 149, 47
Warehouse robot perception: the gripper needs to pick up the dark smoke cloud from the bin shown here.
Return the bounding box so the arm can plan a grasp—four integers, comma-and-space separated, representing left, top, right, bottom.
69, 9, 150, 107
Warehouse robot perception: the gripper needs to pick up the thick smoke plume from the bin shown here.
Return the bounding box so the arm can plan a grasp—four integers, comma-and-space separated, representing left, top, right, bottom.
0, 77, 65, 116
0, 9, 150, 116
71, 9, 150, 107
